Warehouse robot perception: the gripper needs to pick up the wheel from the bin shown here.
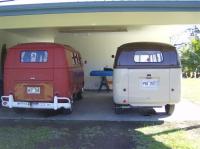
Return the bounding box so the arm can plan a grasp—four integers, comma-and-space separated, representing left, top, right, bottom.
61, 107, 72, 114
72, 93, 77, 101
77, 90, 83, 100
165, 104, 175, 115
114, 104, 123, 114
63, 108, 72, 114
13, 108, 26, 113
62, 103, 73, 114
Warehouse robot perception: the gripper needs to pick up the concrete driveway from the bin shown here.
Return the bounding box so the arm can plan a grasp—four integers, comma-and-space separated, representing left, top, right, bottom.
0, 91, 200, 121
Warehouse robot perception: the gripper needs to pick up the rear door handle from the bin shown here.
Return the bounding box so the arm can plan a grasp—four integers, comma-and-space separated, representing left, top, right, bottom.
146, 74, 152, 79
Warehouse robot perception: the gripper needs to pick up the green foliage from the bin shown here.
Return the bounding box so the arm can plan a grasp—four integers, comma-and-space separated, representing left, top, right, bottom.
181, 39, 200, 73
0, 126, 70, 149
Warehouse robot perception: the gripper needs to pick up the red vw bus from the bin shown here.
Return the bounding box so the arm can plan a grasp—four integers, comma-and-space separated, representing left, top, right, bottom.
1, 42, 84, 113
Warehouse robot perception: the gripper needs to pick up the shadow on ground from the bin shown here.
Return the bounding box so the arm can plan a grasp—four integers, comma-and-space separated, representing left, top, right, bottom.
0, 119, 180, 149
0, 91, 171, 121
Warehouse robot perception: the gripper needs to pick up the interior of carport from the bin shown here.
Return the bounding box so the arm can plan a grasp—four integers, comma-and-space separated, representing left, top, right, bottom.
0, 1, 200, 119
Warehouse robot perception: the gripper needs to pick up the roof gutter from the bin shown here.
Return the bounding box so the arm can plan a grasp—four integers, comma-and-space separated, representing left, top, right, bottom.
0, 1, 200, 16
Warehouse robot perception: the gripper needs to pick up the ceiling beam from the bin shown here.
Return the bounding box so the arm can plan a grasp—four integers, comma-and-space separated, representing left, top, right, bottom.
0, 12, 200, 29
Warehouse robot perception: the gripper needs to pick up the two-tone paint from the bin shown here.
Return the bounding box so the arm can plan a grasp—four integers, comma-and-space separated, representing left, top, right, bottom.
113, 42, 181, 115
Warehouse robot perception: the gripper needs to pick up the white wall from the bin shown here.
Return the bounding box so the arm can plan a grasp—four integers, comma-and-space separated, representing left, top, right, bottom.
2, 29, 55, 48
55, 25, 186, 89
0, 29, 55, 79
0, 30, 6, 46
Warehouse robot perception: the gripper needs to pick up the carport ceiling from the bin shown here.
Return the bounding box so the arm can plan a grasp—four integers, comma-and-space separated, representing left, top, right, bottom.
3, 26, 128, 36
58, 26, 127, 33
1, 12, 200, 30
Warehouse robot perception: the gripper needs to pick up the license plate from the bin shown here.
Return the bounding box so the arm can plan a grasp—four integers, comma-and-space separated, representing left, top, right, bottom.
27, 87, 40, 94
140, 79, 159, 89
31, 102, 39, 106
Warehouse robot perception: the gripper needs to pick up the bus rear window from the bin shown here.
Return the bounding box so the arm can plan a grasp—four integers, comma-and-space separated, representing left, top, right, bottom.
134, 51, 163, 63
21, 50, 48, 63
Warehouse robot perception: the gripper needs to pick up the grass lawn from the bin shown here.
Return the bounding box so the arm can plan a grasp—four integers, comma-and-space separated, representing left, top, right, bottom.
182, 78, 200, 104
0, 120, 199, 149
135, 122, 200, 149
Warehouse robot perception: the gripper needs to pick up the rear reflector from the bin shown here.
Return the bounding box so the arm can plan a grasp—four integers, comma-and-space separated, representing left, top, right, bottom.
2, 101, 8, 106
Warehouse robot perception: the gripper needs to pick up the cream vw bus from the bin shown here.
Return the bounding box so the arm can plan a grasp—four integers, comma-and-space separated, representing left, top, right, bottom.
113, 42, 181, 115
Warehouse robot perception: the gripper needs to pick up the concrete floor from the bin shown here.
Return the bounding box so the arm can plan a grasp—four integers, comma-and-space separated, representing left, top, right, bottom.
0, 91, 200, 121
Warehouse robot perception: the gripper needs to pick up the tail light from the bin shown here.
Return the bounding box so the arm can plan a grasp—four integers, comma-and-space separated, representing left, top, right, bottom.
2, 97, 9, 101
58, 99, 69, 103
123, 99, 127, 103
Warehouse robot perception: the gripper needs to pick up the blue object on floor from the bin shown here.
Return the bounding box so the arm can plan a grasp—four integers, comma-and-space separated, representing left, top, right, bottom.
90, 70, 113, 91
90, 70, 113, 76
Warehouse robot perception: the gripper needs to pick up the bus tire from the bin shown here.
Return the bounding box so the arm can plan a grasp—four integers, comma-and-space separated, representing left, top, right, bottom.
165, 104, 175, 115
114, 104, 123, 114
13, 108, 26, 113
77, 90, 83, 100
63, 108, 72, 114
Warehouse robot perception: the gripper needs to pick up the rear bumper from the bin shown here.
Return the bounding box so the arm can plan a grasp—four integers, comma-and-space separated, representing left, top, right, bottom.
114, 102, 179, 107
1, 95, 72, 110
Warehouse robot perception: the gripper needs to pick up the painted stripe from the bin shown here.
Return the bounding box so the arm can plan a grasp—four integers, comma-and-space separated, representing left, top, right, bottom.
0, 0, 14, 3
0, 1, 200, 16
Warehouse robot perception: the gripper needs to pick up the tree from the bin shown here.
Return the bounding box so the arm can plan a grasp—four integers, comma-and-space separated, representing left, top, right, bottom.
192, 40, 200, 74
181, 39, 200, 76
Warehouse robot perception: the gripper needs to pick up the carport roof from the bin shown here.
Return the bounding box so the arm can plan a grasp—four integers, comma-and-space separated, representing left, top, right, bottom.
0, 0, 200, 16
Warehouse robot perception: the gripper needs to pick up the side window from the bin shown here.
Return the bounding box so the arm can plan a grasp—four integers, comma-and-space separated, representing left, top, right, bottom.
71, 52, 77, 65
134, 51, 163, 63
77, 54, 82, 65
71, 52, 81, 65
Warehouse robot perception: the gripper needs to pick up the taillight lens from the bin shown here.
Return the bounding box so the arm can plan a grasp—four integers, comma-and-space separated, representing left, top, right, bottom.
58, 99, 69, 103
2, 97, 9, 101
123, 99, 127, 103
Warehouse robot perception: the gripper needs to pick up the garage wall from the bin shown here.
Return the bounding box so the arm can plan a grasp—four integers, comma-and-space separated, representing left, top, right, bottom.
2, 31, 34, 48
0, 30, 33, 79
0, 30, 6, 47
55, 25, 184, 90
0, 30, 8, 80
2, 30, 55, 48
0, 29, 55, 79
